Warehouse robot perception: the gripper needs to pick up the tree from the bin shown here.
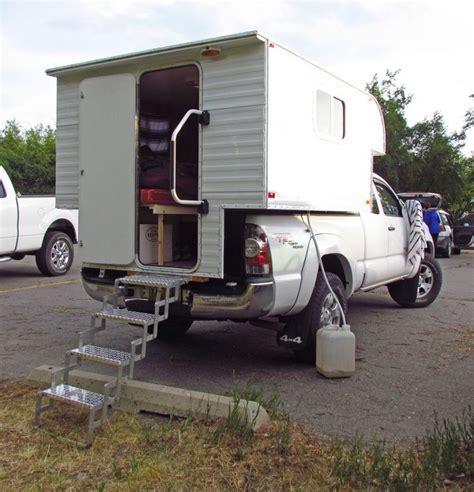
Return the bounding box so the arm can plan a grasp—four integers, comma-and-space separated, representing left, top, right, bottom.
0, 120, 56, 194
366, 70, 415, 190
367, 72, 473, 216
409, 113, 471, 214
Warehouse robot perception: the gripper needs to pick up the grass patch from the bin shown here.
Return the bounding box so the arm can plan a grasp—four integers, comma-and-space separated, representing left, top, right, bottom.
0, 380, 472, 490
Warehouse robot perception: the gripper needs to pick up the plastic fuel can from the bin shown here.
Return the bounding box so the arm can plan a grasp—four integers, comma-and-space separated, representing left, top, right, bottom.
316, 324, 355, 378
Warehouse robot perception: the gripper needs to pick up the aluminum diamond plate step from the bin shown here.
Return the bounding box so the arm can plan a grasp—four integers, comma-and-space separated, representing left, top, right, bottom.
42, 384, 105, 410
70, 345, 130, 366
96, 308, 155, 325
118, 274, 187, 288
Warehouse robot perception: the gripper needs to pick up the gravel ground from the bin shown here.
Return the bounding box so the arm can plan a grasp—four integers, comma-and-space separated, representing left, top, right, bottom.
1, 251, 472, 441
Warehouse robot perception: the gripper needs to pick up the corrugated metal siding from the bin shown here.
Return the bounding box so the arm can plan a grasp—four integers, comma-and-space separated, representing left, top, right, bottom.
53, 39, 267, 277
199, 44, 266, 276
55, 80, 80, 209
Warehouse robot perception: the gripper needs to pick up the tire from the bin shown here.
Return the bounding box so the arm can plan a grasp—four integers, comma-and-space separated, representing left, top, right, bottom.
152, 318, 193, 338
452, 245, 461, 255
441, 239, 452, 258
35, 231, 74, 276
389, 255, 442, 308
293, 272, 348, 364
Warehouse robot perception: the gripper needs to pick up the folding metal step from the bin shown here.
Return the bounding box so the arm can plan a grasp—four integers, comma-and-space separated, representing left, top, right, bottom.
35, 382, 113, 447
118, 273, 187, 288
96, 308, 155, 325
70, 345, 130, 366
41, 384, 106, 410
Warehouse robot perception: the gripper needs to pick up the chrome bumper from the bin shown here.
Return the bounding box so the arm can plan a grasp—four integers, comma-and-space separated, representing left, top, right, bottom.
82, 277, 275, 320
187, 281, 275, 319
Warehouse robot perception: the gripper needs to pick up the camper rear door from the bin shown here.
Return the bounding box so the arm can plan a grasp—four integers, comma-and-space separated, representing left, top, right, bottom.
78, 73, 136, 265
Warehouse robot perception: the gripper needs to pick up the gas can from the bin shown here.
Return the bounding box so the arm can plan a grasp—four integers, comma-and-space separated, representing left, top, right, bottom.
316, 324, 355, 378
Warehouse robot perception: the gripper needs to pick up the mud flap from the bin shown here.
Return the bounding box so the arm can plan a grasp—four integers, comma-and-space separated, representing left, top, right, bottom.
277, 320, 307, 350
387, 271, 420, 304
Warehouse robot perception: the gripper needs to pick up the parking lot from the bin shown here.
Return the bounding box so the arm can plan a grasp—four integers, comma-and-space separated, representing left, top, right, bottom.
1, 252, 473, 442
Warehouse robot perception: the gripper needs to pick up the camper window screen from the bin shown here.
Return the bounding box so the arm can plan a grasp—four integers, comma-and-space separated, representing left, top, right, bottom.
316, 91, 331, 135
316, 90, 345, 139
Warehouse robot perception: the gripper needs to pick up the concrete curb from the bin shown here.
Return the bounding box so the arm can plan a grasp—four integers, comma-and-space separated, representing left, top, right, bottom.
27, 365, 270, 432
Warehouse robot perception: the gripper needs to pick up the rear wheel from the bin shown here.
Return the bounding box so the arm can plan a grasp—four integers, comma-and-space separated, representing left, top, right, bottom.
35, 231, 74, 276
155, 318, 193, 338
441, 239, 452, 258
293, 272, 348, 364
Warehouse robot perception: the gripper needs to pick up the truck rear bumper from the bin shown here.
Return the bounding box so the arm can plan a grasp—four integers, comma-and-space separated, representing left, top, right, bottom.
82, 276, 275, 320
187, 281, 274, 319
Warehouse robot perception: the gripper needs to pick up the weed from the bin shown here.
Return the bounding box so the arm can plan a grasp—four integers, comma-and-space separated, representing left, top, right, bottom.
213, 389, 256, 445
330, 407, 474, 489
273, 411, 292, 456
419, 405, 473, 483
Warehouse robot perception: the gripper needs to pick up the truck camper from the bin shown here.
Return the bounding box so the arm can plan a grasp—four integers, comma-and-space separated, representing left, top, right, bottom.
35, 32, 441, 445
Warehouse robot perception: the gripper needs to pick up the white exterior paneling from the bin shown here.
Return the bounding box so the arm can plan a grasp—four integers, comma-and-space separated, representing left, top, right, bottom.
266, 44, 384, 212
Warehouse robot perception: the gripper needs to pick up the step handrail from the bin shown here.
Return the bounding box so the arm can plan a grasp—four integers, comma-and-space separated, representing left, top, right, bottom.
170, 109, 209, 208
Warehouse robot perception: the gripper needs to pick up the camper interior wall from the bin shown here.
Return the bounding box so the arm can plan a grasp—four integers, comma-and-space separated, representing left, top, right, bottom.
266, 44, 384, 212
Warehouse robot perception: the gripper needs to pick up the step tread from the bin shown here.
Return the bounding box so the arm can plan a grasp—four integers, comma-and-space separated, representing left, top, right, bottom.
118, 274, 187, 288
43, 384, 105, 409
70, 344, 130, 365
96, 308, 155, 324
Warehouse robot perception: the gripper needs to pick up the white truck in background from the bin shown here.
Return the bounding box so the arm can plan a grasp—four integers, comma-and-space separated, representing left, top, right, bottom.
0, 166, 78, 276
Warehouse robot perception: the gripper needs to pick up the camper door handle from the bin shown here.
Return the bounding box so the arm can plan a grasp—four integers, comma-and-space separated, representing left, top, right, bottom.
388, 226, 396, 231
170, 109, 209, 212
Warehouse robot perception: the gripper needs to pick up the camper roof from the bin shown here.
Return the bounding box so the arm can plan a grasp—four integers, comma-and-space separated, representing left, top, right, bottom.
46, 31, 264, 76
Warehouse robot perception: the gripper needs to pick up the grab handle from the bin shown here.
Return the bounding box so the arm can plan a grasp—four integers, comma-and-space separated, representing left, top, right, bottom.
170, 109, 209, 211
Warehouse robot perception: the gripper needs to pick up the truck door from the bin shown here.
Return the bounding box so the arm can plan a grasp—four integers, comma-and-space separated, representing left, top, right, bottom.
78, 74, 136, 265
361, 184, 389, 286
374, 181, 408, 279
0, 174, 18, 255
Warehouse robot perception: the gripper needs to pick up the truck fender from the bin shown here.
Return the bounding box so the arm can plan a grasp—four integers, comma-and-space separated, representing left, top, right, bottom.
284, 233, 355, 316
43, 209, 79, 243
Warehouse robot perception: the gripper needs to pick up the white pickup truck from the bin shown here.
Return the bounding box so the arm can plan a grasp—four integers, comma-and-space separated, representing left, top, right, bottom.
0, 166, 78, 276
81, 173, 441, 362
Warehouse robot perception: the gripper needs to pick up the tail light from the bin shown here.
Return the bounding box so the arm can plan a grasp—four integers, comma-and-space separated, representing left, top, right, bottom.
244, 224, 272, 275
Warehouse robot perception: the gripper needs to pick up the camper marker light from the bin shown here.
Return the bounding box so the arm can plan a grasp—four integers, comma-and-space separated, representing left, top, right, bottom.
201, 46, 221, 57
268, 191, 276, 199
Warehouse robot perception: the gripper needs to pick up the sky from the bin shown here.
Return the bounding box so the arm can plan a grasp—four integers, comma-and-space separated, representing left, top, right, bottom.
1, 0, 473, 154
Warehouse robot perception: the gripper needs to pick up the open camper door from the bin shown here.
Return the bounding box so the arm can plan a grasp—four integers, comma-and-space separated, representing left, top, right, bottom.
78, 74, 136, 265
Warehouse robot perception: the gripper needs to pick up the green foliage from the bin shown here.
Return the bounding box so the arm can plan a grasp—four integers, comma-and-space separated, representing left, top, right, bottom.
0, 120, 56, 194
367, 72, 473, 216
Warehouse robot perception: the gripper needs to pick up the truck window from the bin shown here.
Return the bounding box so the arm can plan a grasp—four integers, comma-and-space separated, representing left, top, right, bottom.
370, 188, 379, 214
375, 183, 402, 217
0, 181, 6, 198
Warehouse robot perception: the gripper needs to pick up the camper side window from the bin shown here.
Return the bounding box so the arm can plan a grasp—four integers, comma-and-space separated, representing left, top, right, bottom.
315, 90, 345, 140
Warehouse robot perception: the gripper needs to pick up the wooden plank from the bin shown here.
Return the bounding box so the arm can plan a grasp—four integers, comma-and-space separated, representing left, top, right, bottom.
157, 213, 164, 265
148, 204, 198, 216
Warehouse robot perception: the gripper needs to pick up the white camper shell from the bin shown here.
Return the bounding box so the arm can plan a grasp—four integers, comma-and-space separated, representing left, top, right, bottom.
48, 31, 385, 279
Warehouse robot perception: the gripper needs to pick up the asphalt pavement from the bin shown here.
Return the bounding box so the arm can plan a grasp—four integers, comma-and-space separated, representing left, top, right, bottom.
1, 252, 473, 442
